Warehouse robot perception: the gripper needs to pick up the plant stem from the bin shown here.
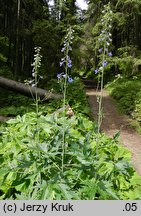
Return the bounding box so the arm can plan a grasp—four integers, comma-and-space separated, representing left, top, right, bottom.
97, 46, 106, 134
61, 38, 69, 173
61, 26, 72, 172
96, 46, 106, 170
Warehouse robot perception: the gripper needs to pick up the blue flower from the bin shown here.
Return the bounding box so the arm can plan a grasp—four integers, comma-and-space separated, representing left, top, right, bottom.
102, 60, 108, 67
60, 60, 65, 67
61, 47, 65, 52
94, 69, 99, 74
68, 62, 72, 68
32, 72, 35, 77
67, 56, 72, 68
108, 52, 112, 57
57, 73, 63, 79
62, 74, 67, 78
68, 76, 73, 83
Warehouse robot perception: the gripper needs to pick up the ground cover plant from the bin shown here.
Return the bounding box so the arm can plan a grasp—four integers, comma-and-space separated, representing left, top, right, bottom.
106, 76, 141, 134
0, 112, 141, 200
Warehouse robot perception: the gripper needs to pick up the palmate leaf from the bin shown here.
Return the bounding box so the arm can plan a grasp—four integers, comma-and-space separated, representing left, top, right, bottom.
116, 175, 130, 190
0, 171, 17, 194
114, 147, 132, 160
17, 159, 34, 169
32, 181, 78, 200
58, 183, 75, 200
130, 172, 141, 187
14, 173, 37, 188
121, 187, 141, 200
0, 167, 10, 179
69, 128, 84, 139
42, 125, 52, 134
114, 159, 133, 175
36, 181, 51, 200
14, 174, 42, 199
79, 179, 97, 200
15, 193, 30, 200
76, 156, 92, 166
15, 181, 29, 193
97, 161, 115, 178
0, 194, 5, 200
97, 180, 119, 200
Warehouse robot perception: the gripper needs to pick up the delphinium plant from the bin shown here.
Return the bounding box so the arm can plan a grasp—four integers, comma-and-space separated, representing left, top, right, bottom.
25, 47, 42, 180
57, 26, 74, 172
26, 47, 42, 117
93, 3, 113, 169
94, 3, 113, 134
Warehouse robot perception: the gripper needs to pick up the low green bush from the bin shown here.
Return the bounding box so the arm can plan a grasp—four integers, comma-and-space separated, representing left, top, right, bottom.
107, 77, 141, 132
47, 77, 90, 116
132, 91, 141, 133
110, 79, 141, 114
0, 91, 34, 116
0, 112, 141, 200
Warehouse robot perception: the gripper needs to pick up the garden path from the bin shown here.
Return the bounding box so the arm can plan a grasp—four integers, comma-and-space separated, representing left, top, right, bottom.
85, 88, 141, 176
0, 116, 13, 121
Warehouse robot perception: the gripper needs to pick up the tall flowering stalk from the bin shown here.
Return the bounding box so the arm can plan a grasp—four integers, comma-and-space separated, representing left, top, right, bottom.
57, 26, 74, 172
95, 3, 113, 134
93, 3, 113, 166
31, 47, 42, 117
25, 47, 42, 183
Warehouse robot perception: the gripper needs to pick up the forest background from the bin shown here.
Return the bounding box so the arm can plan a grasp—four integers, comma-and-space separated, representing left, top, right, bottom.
1, 0, 141, 80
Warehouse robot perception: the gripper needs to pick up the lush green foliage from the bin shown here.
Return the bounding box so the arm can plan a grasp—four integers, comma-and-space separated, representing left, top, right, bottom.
0, 111, 141, 200
0, 78, 89, 117
106, 76, 141, 133
132, 91, 141, 134
43, 78, 90, 116
0, 90, 33, 116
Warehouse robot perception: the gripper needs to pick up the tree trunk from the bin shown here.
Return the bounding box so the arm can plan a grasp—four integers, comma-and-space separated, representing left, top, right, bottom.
15, 0, 21, 77
0, 76, 62, 100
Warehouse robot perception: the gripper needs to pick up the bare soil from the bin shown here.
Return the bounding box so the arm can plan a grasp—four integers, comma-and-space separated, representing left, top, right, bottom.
0, 116, 13, 121
85, 88, 141, 175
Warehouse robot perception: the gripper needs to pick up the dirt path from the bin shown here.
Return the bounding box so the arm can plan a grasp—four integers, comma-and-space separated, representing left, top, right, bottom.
0, 116, 13, 122
85, 88, 141, 175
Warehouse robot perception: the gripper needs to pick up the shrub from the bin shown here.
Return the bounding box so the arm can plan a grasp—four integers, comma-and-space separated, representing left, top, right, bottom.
132, 91, 141, 132
109, 78, 141, 114
107, 77, 141, 133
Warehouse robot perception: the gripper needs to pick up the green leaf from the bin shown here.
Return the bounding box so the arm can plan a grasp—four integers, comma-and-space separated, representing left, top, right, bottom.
58, 183, 73, 200
130, 172, 141, 187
